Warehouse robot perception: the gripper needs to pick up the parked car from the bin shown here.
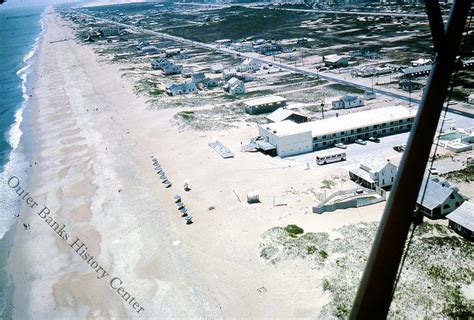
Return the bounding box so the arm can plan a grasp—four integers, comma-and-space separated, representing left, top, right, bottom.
393, 144, 406, 152
335, 143, 347, 149
368, 136, 380, 143
355, 139, 367, 145
429, 167, 439, 175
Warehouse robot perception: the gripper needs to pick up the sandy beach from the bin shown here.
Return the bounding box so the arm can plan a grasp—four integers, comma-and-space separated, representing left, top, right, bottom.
5, 8, 393, 318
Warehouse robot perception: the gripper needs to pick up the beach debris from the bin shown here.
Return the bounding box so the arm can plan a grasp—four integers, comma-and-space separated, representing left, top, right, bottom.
233, 189, 241, 202
185, 216, 193, 224
247, 192, 260, 204
184, 180, 191, 191
208, 206, 215, 211
208, 140, 234, 159
118, 188, 122, 193
257, 287, 267, 293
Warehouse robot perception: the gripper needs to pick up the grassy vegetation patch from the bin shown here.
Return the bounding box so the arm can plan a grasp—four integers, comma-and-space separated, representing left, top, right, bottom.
326, 83, 365, 95
260, 222, 474, 318
440, 167, 474, 183
285, 224, 304, 237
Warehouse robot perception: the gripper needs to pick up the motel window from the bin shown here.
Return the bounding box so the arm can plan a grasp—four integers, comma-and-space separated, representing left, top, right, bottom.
357, 128, 362, 133
382, 129, 386, 133
390, 121, 394, 125
390, 128, 394, 132
323, 135, 326, 139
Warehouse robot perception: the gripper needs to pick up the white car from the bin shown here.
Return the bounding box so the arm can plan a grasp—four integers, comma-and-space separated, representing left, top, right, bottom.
335, 143, 347, 149
355, 139, 367, 145
429, 167, 439, 175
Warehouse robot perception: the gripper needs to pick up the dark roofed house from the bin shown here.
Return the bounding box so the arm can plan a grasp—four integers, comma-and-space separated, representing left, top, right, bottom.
416, 178, 465, 219
446, 202, 474, 241
446, 201, 474, 241
191, 72, 206, 83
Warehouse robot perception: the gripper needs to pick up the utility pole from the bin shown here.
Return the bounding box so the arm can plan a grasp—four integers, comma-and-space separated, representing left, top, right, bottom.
349, 1, 471, 319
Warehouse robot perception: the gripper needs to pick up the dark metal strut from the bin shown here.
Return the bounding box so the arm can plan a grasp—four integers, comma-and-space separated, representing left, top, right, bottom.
349, 0, 472, 319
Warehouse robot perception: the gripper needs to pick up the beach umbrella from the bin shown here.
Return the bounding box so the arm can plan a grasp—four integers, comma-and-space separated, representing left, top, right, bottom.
185, 216, 193, 224
165, 181, 172, 188
174, 195, 181, 203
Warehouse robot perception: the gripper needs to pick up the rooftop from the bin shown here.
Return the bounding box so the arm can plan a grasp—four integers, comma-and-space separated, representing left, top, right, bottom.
260, 106, 415, 137
243, 95, 287, 107
416, 178, 455, 210
446, 201, 474, 231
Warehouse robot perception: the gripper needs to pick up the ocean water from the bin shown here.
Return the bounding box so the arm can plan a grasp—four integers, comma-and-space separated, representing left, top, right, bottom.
0, 7, 44, 317
0, 6, 44, 240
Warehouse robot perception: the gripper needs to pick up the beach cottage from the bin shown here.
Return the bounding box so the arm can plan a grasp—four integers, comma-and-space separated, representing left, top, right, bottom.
349, 159, 398, 190
223, 78, 245, 95
446, 201, 474, 241
416, 178, 465, 219
166, 82, 198, 96
332, 94, 364, 109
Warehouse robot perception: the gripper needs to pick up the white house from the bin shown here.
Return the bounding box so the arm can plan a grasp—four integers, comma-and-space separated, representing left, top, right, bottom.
332, 94, 364, 109
162, 63, 183, 76
164, 48, 182, 57
202, 78, 219, 88
224, 77, 245, 95
349, 159, 398, 189
416, 178, 465, 219
151, 58, 170, 70
468, 93, 474, 104
181, 68, 194, 78
237, 58, 261, 72
141, 46, 159, 54
324, 54, 348, 68
166, 82, 198, 96
223, 68, 237, 80
210, 63, 224, 74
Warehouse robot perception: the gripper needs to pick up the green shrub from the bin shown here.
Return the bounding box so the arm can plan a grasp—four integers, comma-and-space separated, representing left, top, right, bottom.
285, 224, 304, 237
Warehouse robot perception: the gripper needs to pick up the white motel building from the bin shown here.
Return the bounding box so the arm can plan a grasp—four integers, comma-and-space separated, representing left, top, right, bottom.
258, 106, 416, 157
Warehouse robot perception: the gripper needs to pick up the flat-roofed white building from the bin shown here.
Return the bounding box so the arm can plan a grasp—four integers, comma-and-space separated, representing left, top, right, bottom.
258, 106, 416, 157
244, 96, 287, 115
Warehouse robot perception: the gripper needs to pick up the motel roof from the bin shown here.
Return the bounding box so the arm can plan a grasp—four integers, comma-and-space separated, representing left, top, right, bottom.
260, 106, 415, 138
243, 96, 287, 108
